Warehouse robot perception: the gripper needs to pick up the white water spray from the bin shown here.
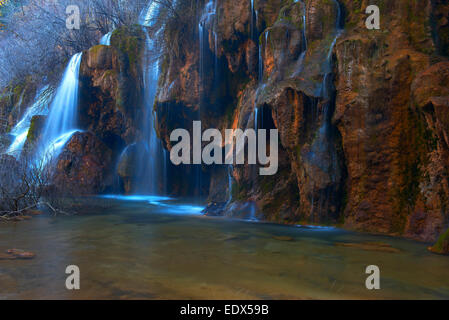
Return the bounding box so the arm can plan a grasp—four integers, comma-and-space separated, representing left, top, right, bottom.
37, 52, 82, 166
100, 31, 112, 45
6, 86, 52, 157
132, 2, 168, 195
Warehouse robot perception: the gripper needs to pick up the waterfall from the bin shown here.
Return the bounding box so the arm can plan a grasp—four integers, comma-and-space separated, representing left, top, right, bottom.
254, 105, 259, 131
6, 86, 52, 157
249, 202, 258, 221
138, 30, 166, 194
309, 0, 343, 219
40, 130, 79, 166
199, 23, 204, 84
251, 99, 260, 194
213, 31, 219, 77
323, 0, 343, 97
250, 0, 256, 40
163, 147, 168, 195
131, 2, 167, 195
139, 1, 159, 26
290, 0, 308, 77
249, 0, 259, 76
100, 31, 112, 46
37, 53, 82, 166
198, 0, 216, 92
226, 164, 234, 206
316, 0, 342, 132
258, 37, 263, 82
196, 0, 217, 197
301, 0, 307, 50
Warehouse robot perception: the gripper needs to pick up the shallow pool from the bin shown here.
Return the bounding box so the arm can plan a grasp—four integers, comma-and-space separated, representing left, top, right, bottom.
0, 196, 448, 299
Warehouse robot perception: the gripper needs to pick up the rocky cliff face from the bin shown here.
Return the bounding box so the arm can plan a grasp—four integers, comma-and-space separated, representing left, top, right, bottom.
154, 0, 449, 242
334, 0, 449, 242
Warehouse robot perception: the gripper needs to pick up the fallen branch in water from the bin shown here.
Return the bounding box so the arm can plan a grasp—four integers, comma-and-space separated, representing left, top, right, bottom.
0, 201, 73, 220
41, 201, 72, 216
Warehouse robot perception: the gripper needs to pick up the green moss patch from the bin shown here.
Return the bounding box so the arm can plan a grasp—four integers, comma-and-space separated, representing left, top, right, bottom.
110, 25, 145, 70
429, 228, 449, 254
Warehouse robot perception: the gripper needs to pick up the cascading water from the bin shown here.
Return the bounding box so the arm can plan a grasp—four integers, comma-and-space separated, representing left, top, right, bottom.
301, 0, 307, 50
198, 0, 217, 96
250, 0, 263, 82
250, 0, 255, 40
139, 1, 159, 26
251, 99, 260, 193
100, 31, 112, 45
6, 86, 52, 157
291, 0, 308, 77
323, 0, 342, 100
128, 2, 168, 195
249, 202, 258, 221
37, 52, 82, 166
258, 33, 267, 82
327, 1, 342, 64
292, 0, 307, 48
213, 30, 219, 78
254, 105, 259, 131
225, 164, 234, 206
197, 0, 217, 197
309, 0, 343, 220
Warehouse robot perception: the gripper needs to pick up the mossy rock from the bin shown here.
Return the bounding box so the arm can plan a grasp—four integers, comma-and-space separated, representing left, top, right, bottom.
270, 2, 305, 30
24, 115, 46, 153
429, 228, 449, 255
231, 181, 248, 201
85, 45, 116, 70
110, 25, 145, 72
0, 76, 38, 134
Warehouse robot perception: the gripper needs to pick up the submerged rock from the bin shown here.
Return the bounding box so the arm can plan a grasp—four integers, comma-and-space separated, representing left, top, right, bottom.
202, 202, 227, 216
0, 249, 36, 260
25, 209, 43, 216
334, 242, 401, 254
272, 236, 294, 242
0, 253, 16, 260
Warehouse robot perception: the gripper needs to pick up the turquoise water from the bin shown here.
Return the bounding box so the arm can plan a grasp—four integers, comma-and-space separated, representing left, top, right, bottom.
0, 196, 448, 300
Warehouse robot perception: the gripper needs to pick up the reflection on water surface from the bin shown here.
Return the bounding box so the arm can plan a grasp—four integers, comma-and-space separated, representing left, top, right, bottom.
0, 196, 448, 299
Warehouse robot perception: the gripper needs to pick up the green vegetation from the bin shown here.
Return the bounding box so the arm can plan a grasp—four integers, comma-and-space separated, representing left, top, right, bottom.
391, 107, 436, 233
26, 115, 45, 144
430, 228, 449, 254
111, 25, 145, 70
231, 181, 248, 201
